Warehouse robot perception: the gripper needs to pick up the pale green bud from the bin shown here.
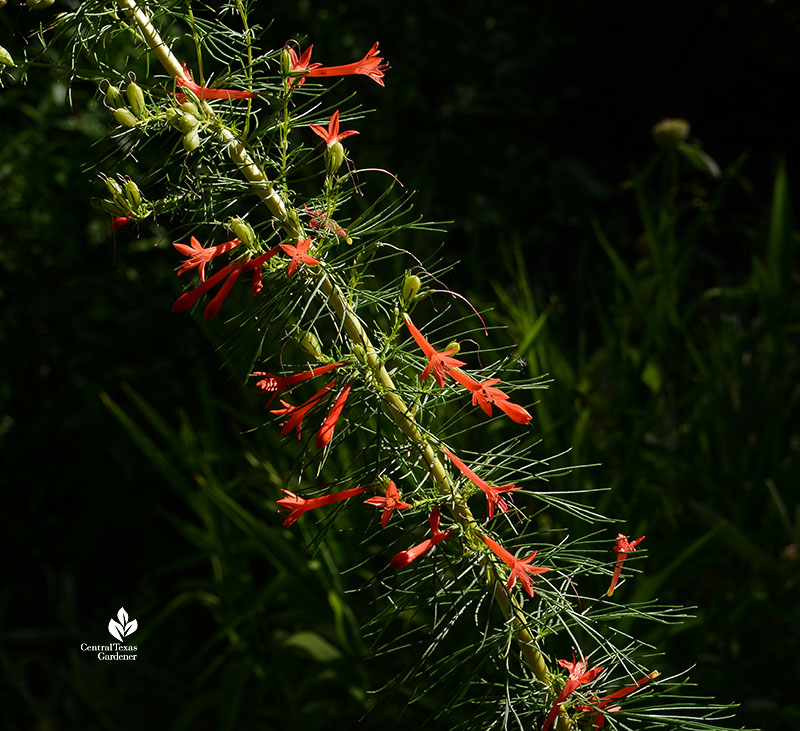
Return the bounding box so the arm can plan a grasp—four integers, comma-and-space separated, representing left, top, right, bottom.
0, 46, 14, 67
123, 179, 142, 209
445, 341, 460, 355
401, 273, 421, 305
178, 112, 199, 132
105, 85, 124, 108
165, 108, 182, 129
182, 129, 200, 152
114, 108, 139, 128
297, 330, 323, 360
280, 47, 292, 77
230, 218, 255, 249
179, 101, 200, 117
325, 142, 345, 177
351, 343, 367, 365
652, 118, 690, 147
126, 82, 145, 117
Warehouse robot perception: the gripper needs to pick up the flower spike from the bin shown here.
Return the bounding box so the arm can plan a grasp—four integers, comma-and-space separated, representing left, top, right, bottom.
607, 533, 645, 597
364, 481, 412, 528
277, 486, 366, 526
444, 448, 520, 519
404, 315, 465, 387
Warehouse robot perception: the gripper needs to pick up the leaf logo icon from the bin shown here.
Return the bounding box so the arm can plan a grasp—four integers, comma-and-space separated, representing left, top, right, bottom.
108, 607, 138, 641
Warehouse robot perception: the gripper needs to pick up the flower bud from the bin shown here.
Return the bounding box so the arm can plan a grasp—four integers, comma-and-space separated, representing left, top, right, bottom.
178, 112, 199, 132
123, 179, 142, 209
297, 330, 323, 360
230, 218, 255, 249
445, 341, 460, 355
114, 108, 139, 128
351, 343, 367, 365
0, 46, 14, 67
125, 82, 145, 117
165, 108, 182, 129
27, 0, 55, 8
401, 273, 421, 305
104, 84, 124, 107
652, 118, 690, 148
179, 101, 199, 117
325, 141, 345, 177
280, 47, 292, 77
182, 129, 200, 152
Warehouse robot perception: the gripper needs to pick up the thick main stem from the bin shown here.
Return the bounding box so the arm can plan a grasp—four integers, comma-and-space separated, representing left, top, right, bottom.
114, 0, 564, 719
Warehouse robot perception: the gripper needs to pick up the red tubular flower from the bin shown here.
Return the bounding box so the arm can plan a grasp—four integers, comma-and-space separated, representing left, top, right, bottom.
607, 533, 645, 597
309, 110, 360, 148
270, 382, 335, 438
576, 671, 660, 728
364, 481, 412, 528
177, 61, 257, 100
172, 248, 278, 320
316, 383, 352, 449
252, 362, 345, 405
390, 507, 452, 568
277, 486, 366, 526
173, 235, 240, 281
404, 315, 466, 388
110, 216, 130, 230
300, 42, 388, 86
444, 448, 520, 519
542, 656, 606, 731
280, 237, 321, 278
481, 534, 549, 597
450, 369, 532, 425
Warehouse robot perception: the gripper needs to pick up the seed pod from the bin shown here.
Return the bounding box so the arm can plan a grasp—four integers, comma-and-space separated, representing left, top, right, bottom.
104, 84, 124, 108
0, 46, 13, 67
402, 274, 422, 305
27, 0, 55, 8
114, 108, 139, 128
123, 179, 142, 209
178, 112, 199, 132
297, 330, 323, 360
126, 82, 145, 117
179, 101, 199, 117
182, 129, 200, 152
325, 141, 345, 177
230, 218, 255, 249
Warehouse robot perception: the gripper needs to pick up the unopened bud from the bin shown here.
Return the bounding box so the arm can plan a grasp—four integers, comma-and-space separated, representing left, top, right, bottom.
325, 141, 345, 177
114, 108, 139, 128
178, 112, 199, 132
165, 108, 182, 129
351, 343, 367, 365
445, 341, 460, 355
401, 273, 421, 305
123, 179, 142, 209
103, 84, 122, 107
27, 0, 55, 8
179, 101, 199, 117
0, 46, 14, 67
652, 118, 690, 147
280, 47, 292, 77
126, 82, 145, 117
230, 218, 255, 249
297, 330, 323, 360
182, 129, 200, 152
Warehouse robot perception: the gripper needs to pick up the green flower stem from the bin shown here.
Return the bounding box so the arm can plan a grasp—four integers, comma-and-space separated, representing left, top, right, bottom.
114, 0, 563, 716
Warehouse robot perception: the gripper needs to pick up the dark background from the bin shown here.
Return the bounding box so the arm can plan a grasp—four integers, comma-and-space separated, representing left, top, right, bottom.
2, 1, 798, 729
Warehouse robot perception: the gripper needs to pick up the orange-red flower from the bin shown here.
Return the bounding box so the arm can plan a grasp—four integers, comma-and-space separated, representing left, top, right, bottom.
390, 507, 452, 568
481, 534, 549, 597
309, 110, 359, 148
607, 533, 645, 597
542, 656, 606, 731
444, 448, 520, 519
277, 486, 366, 526
280, 237, 321, 278
252, 362, 345, 405
404, 315, 466, 387
173, 235, 240, 281
291, 42, 388, 86
575, 671, 659, 728
450, 369, 532, 425
316, 383, 352, 449
177, 61, 257, 100
110, 216, 130, 230
270, 382, 335, 438
364, 481, 412, 528
172, 248, 277, 320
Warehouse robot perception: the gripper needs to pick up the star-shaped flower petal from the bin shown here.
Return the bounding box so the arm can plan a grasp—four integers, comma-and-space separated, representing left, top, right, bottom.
444, 448, 520, 519
481, 534, 550, 597
279, 237, 321, 278
404, 315, 466, 387
364, 481, 412, 528
309, 110, 360, 148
